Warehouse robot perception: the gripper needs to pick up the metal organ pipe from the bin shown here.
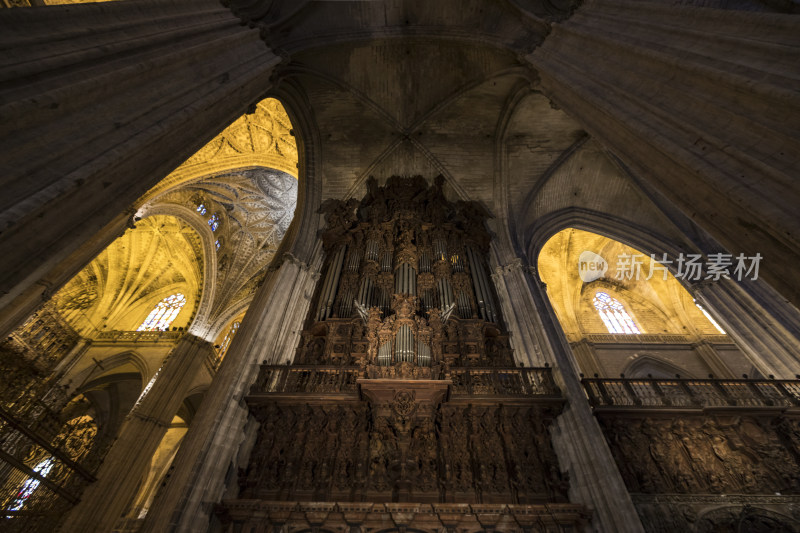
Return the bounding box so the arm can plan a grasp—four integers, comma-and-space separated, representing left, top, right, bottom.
468, 246, 496, 323
457, 291, 471, 319
419, 252, 431, 272
395, 324, 414, 363
438, 277, 454, 309
317, 245, 345, 321
395, 263, 417, 296
365, 239, 379, 261
378, 340, 392, 366
467, 246, 488, 321
417, 340, 431, 367
433, 238, 447, 261
335, 249, 361, 318
447, 277, 454, 306
480, 259, 496, 322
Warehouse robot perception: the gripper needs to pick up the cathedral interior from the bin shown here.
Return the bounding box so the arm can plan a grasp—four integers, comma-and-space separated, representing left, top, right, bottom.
1, 0, 799, 532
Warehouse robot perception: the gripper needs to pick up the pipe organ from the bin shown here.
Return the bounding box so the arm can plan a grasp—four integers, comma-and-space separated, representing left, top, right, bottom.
226, 176, 583, 531
308, 176, 505, 370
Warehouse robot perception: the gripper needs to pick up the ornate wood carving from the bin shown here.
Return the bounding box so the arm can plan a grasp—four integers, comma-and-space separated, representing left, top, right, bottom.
586, 374, 800, 531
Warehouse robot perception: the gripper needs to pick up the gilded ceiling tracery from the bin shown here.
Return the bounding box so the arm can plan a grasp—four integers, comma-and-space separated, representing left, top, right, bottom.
141, 99, 298, 204
53, 215, 203, 335
145, 168, 297, 335
41, 97, 299, 342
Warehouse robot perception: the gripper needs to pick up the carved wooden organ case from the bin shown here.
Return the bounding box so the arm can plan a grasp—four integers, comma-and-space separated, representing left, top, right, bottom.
225, 177, 587, 531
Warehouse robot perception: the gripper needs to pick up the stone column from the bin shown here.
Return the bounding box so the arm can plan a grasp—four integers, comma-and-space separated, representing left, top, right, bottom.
59, 333, 215, 533
527, 0, 800, 309
0, 208, 134, 338
492, 257, 643, 532
0, 0, 279, 326
491, 258, 547, 366
140, 251, 320, 533
569, 339, 603, 378
694, 280, 800, 378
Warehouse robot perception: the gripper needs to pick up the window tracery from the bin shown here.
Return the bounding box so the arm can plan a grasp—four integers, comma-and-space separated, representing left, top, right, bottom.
136, 293, 186, 331
208, 214, 219, 232
218, 321, 240, 359
5, 457, 55, 512
593, 291, 641, 334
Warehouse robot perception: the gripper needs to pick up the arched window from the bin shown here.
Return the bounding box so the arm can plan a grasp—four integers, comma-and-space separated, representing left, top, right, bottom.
593, 292, 641, 334
208, 213, 220, 232
137, 293, 186, 331
195, 203, 207, 216
6, 457, 55, 511
218, 321, 240, 359
215, 238, 222, 250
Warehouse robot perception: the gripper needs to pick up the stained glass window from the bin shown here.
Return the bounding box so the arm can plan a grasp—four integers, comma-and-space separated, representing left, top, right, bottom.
196, 203, 207, 216
218, 321, 240, 359
593, 292, 641, 334
6, 457, 55, 511
215, 238, 222, 250
208, 214, 219, 232
137, 293, 186, 331
695, 301, 726, 334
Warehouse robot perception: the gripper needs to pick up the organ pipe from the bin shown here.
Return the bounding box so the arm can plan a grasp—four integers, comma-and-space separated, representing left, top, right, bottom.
316, 245, 346, 321
433, 237, 447, 261
365, 239, 379, 261
417, 340, 431, 367
438, 278, 454, 309
395, 324, 414, 363
346, 249, 360, 271
381, 252, 392, 271
338, 287, 354, 318
467, 246, 496, 322
457, 291, 471, 319
395, 263, 417, 296
304, 177, 515, 379
419, 252, 431, 272
377, 340, 392, 366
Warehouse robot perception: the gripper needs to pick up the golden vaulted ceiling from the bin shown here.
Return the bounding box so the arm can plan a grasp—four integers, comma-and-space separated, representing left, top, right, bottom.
54, 215, 203, 334
538, 228, 724, 342
50, 98, 299, 339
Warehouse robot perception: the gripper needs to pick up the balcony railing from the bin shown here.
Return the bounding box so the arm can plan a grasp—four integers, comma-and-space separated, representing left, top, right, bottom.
448, 367, 560, 397
249, 364, 561, 398
582, 377, 800, 409
250, 365, 362, 395
95, 330, 182, 343
583, 333, 731, 344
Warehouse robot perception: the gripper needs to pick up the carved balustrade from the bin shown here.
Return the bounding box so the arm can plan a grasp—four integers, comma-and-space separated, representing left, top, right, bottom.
582, 376, 800, 532
582, 376, 800, 410
95, 330, 183, 343
249, 364, 561, 399
249, 365, 362, 395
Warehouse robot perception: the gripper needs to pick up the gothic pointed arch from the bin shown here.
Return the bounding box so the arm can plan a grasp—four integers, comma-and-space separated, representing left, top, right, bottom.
622, 354, 695, 379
